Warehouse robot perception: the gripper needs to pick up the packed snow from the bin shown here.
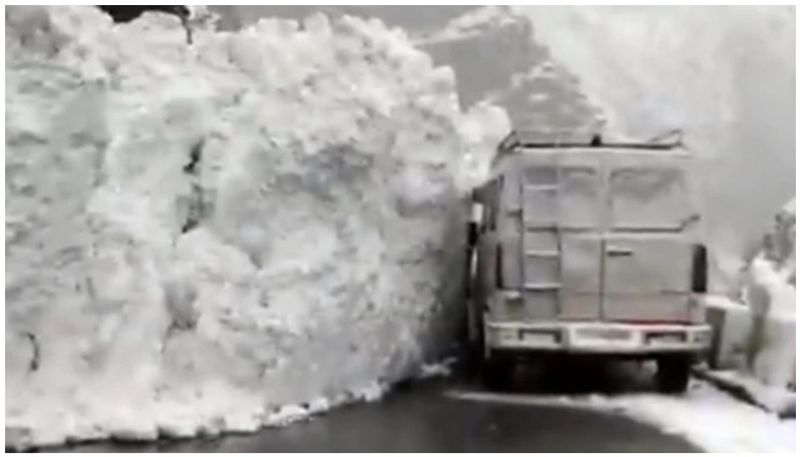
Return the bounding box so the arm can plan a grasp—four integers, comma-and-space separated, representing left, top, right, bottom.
450, 380, 796, 452
699, 369, 795, 416
703, 260, 796, 395
595, 382, 796, 453
415, 356, 457, 380
5, 5, 509, 449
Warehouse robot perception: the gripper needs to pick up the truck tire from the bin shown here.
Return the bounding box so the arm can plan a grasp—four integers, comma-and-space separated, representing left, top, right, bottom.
655, 355, 691, 394
481, 354, 513, 391
463, 220, 483, 373
464, 315, 484, 374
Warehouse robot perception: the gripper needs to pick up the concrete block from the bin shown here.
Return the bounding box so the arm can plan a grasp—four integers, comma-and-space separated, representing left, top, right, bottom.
704, 296, 751, 370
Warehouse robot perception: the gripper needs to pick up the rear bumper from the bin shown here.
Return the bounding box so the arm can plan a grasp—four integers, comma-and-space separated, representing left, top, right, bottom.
485, 320, 711, 355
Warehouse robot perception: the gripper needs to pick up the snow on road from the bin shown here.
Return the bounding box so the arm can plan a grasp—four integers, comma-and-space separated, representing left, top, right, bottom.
447, 380, 796, 453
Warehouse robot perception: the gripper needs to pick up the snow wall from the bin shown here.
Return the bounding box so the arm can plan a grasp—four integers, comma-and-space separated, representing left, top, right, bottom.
5, 6, 509, 448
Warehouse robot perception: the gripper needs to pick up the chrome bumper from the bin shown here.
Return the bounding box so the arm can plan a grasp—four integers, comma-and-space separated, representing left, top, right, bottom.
485, 320, 712, 354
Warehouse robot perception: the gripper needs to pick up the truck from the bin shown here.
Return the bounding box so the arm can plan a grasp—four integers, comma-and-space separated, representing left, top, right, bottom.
466, 130, 711, 393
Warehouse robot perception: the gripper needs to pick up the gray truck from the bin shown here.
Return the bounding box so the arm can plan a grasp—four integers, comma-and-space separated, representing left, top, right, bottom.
467, 130, 711, 393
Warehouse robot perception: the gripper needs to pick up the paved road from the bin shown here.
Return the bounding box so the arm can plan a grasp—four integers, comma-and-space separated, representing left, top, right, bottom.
60, 359, 700, 452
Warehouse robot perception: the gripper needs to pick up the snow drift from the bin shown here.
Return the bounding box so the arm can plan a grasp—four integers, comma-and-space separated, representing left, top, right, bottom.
703, 199, 795, 414
742, 200, 796, 392
451, 380, 796, 452
5, 6, 509, 449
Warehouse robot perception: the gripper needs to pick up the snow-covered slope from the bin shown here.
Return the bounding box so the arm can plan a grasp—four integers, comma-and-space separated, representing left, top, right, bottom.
418, 6, 604, 132
211, 6, 795, 285
5, 6, 509, 449
213, 6, 605, 134
516, 6, 796, 279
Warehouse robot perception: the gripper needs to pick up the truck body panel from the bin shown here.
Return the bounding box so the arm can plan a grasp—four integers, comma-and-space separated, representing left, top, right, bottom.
471, 133, 710, 358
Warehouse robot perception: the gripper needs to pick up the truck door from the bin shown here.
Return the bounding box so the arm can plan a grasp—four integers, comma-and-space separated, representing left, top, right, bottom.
602, 163, 696, 322
520, 156, 604, 321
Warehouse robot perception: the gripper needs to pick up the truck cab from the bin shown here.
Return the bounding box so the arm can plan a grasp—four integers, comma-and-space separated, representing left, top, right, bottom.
468, 130, 711, 393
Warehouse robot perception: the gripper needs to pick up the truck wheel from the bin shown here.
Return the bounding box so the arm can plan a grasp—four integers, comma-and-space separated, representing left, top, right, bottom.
482, 354, 513, 391
464, 330, 484, 375
655, 355, 691, 394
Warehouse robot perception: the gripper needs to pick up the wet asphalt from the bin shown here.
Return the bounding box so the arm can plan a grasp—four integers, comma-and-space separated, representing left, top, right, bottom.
57, 359, 701, 452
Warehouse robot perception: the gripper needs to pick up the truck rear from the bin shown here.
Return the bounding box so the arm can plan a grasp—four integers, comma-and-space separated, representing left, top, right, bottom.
468, 131, 711, 393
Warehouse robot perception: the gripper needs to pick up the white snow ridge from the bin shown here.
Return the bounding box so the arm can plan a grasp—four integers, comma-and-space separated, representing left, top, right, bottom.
5, 6, 509, 449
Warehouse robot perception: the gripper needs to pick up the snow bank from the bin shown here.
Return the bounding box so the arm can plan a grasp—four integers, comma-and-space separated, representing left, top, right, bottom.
703, 200, 795, 413
605, 381, 796, 452
739, 199, 796, 391
450, 380, 796, 452
697, 369, 795, 417
744, 255, 796, 391
5, 5, 509, 449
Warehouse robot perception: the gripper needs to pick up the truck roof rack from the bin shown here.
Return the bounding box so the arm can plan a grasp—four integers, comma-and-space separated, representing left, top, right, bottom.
497, 129, 685, 154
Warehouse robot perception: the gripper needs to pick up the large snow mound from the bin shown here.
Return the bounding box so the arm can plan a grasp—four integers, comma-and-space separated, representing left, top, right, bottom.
5, 6, 509, 449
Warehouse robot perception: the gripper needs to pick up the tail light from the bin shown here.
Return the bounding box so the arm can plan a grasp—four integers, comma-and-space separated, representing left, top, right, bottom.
495, 245, 504, 288
691, 244, 708, 293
